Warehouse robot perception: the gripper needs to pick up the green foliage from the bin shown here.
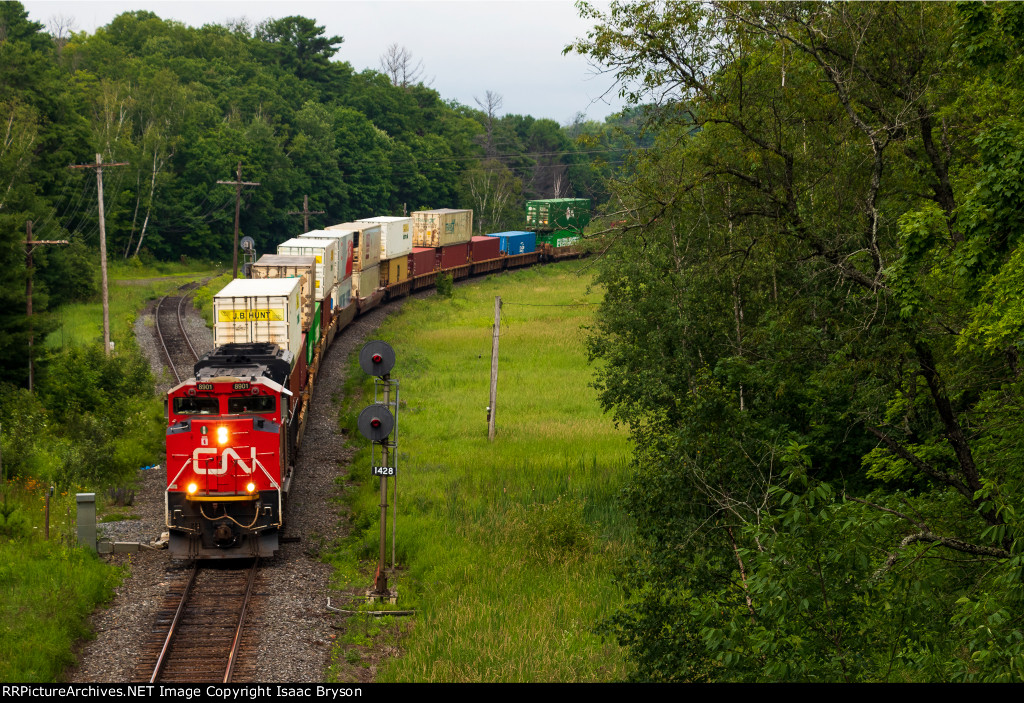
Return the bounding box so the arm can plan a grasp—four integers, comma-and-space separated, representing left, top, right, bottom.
0, 540, 121, 682
332, 264, 632, 682
572, 0, 1024, 682
434, 272, 454, 298
0, 503, 32, 540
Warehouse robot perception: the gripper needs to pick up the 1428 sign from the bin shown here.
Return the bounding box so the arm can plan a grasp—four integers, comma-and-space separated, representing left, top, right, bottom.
372, 466, 396, 477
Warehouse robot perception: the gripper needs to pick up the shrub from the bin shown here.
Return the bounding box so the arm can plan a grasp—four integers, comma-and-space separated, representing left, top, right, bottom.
0, 503, 32, 540
435, 272, 454, 298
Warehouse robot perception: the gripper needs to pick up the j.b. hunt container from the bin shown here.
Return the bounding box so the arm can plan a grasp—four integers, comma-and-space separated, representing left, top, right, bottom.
298, 229, 354, 283
356, 216, 412, 261
213, 278, 304, 364
328, 222, 381, 271
248, 254, 317, 331
412, 209, 473, 247
277, 237, 339, 301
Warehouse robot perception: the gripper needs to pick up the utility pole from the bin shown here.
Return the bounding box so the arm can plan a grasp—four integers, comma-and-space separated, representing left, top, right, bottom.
217, 162, 260, 279
488, 296, 501, 441
287, 194, 325, 233
69, 153, 128, 356
24, 220, 68, 391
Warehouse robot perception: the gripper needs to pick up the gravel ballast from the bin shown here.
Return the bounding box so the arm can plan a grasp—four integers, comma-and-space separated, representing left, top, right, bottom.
71, 291, 404, 683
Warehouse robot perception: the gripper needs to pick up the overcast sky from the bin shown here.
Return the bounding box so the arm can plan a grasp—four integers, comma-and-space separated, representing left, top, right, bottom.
20, 0, 625, 124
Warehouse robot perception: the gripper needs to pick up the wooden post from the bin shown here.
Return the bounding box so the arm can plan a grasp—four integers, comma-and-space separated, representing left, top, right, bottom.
24, 221, 68, 388
488, 296, 501, 441
68, 154, 127, 356
217, 162, 260, 279
287, 194, 324, 233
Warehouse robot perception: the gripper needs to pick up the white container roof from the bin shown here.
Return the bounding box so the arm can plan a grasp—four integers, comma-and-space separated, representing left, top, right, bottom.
215, 277, 301, 298
279, 237, 336, 249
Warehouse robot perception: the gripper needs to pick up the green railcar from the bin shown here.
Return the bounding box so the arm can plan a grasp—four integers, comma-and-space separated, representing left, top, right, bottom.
525, 198, 590, 231
536, 230, 582, 247
307, 302, 321, 365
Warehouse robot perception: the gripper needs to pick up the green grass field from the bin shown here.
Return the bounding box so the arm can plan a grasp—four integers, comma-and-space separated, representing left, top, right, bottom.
44, 260, 222, 350
0, 479, 121, 682
330, 262, 634, 682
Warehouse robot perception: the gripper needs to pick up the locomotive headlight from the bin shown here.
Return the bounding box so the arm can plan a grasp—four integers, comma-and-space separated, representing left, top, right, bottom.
246, 482, 256, 493
187, 483, 198, 494
217, 426, 228, 445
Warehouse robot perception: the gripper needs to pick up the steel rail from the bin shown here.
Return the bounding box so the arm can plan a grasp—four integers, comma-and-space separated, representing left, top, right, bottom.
175, 286, 200, 363
154, 294, 181, 385
223, 558, 259, 683
149, 563, 200, 683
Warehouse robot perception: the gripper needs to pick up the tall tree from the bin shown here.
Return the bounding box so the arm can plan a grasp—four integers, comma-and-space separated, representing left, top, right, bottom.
571, 0, 1024, 682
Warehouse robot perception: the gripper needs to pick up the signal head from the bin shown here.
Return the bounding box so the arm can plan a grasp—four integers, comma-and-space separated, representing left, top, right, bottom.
359, 341, 395, 377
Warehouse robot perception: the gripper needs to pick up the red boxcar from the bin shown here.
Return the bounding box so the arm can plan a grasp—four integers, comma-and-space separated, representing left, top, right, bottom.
469, 235, 501, 262
439, 242, 469, 270
409, 247, 437, 277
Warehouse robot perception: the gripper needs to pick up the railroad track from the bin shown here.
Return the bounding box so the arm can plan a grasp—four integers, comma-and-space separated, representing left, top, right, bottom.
155, 283, 201, 384
137, 559, 262, 683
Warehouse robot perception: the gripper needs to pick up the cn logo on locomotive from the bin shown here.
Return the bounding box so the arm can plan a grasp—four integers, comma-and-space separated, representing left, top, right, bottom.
191, 446, 258, 475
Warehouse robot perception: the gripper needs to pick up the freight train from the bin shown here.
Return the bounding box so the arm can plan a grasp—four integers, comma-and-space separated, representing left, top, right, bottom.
164, 203, 587, 559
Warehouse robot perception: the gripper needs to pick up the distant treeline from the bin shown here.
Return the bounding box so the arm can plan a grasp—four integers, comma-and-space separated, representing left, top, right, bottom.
0, 2, 652, 385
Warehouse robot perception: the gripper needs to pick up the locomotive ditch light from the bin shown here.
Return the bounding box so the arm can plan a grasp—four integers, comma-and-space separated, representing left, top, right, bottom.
187, 483, 198, 494
217, 426, 228, 445
246, 482, 256, 493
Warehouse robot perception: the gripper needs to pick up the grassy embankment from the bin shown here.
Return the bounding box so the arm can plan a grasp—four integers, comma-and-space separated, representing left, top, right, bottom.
45, 259, 222, 350
329, 262, 634, 682
0, 259, 222, 682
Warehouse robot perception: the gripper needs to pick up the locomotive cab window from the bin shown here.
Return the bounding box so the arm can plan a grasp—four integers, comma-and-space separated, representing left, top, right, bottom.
172, 397, 219, 415
227, 396, 276, 415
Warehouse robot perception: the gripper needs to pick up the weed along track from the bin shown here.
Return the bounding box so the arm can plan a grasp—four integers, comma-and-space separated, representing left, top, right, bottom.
155, 282, 202, 384
136, 559, 262, 683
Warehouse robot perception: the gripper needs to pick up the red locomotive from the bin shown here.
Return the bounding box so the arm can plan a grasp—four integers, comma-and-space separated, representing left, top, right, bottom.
165, 343, 295, 558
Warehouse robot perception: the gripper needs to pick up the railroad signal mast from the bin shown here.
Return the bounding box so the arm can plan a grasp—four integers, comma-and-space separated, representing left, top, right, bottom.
357, 340, 399, 601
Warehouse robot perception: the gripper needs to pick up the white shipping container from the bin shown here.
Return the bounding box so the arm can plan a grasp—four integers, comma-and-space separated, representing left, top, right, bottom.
412, 209, 473, 247
356, 216, 413, 261
213, 278, 304, 361
249, 254, 316, 331
328, 222, 381, 270
352, 264, 380, 299
277, 237, 339, 301
298, 229, 354, 284
335, 277, 352, 311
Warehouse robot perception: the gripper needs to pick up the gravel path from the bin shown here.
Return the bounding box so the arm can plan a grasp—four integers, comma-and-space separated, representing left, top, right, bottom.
71, 292, 405, 683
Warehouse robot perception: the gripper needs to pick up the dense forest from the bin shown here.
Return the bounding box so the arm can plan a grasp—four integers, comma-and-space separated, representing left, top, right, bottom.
0, 1, 638, 386
6, 0, 1024, 682
573, 0, 1024, 682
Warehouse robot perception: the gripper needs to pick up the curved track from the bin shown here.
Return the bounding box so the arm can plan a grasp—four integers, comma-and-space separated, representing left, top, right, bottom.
155, 283, 201, 384
138, 559, 261, 683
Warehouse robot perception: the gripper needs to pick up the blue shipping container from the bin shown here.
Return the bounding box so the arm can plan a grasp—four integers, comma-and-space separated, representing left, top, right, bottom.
485, 231, 536, 255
